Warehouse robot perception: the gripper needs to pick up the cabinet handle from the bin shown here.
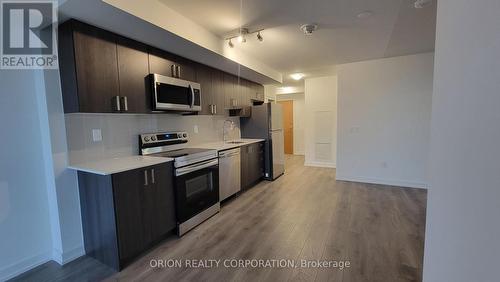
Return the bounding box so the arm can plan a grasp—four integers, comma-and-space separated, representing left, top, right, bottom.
112, 96, 121, 112
151, 168, 155, 184
120, 96, 128, 112
144, 170, 148, 186
214, 104, 217, 115
171, 65, 176, 77
176, 65, 181, 78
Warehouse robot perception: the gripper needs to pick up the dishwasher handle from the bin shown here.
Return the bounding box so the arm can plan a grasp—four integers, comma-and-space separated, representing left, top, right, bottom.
219, 148, 241, 158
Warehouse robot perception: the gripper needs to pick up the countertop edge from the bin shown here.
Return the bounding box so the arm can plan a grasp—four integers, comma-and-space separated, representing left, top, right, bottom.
68, 157, 174, 176
194, 139, 266, 152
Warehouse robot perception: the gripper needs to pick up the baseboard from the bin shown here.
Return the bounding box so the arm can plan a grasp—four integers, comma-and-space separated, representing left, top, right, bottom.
0, 251, 51, 281
304, 161, 336, 168
335, 174, 428, 189
52, 245, 85, 265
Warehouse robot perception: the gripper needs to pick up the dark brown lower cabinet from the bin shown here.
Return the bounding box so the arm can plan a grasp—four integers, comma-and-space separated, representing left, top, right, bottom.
241, 142, 265, 190
78, 162, 176, 270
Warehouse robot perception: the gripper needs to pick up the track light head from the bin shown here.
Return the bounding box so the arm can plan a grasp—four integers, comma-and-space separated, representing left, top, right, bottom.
237, 34, 246, 43
228, 39, 234, 48
257, 31, 263, 42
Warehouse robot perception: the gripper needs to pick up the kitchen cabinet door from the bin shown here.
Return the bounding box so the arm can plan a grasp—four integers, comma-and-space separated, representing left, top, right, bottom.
240, 145, 250, 190
252, 82, 265, 102
112, 168, 147, 265
244, 79, 253, 106
148, 50, 177, 78
177, 58, 197, 81
72, 23, 120, 113
212, 70, 225, 115
149, 50, 196, 81
149, 163, 176, 240
224, 73, 237, 108
196, 64, 213, 115
236, 78, 246, 107
240, 142, 264, 190
117, 37, 151, 113
141, 163, 176, 245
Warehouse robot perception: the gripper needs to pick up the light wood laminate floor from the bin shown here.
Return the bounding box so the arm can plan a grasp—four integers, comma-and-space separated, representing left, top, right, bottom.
11, 155, 427, 282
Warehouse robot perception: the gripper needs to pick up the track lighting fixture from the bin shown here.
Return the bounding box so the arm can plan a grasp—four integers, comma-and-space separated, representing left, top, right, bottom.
225, 28, 264, 47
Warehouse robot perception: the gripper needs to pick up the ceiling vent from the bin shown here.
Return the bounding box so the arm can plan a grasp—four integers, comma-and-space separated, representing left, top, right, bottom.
300, 24, 318, 35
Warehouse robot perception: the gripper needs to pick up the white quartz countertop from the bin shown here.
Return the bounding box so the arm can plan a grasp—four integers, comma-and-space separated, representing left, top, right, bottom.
192, 139, 265, 151
68, 156, 174, 176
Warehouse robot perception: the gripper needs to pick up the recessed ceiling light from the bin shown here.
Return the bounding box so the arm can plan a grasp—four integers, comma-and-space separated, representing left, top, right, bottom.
290, 73, 305, 80
357, 11, 373, 19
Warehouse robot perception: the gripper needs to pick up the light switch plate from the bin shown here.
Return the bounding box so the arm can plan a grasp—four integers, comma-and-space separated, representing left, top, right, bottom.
194, 125, 199, 134
92, 129, 102, 142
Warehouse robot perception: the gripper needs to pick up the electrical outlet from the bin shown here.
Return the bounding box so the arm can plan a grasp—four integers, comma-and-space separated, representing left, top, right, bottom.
92, 129, 102, 142
194, 125, 199, 134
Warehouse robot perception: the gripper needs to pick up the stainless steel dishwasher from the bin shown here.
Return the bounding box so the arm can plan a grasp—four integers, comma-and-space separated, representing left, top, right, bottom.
218, 147, 241, 201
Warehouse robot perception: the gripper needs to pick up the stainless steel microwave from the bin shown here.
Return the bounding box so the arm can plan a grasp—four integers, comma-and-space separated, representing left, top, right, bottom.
150, 73, 201, 112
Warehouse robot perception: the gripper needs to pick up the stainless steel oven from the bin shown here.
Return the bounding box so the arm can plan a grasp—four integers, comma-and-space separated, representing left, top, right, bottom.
150, 73, 201, 112
175, 159, 219, 231
140, 131, 220, 236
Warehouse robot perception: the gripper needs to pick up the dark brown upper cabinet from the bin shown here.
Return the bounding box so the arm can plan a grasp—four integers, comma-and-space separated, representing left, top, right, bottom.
211, 70, 225, 115
196, 64, 213, 115
252, 83, 265, 102
148, 49, 196, 82
58, 19, 264, 115
59, 20, 120, 113
223, 72, 238, 108
116, 37, 151, 113
196, 64, 226, 115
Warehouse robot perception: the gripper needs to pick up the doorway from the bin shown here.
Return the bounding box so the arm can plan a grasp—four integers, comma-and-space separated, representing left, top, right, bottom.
278, 100, 294, 154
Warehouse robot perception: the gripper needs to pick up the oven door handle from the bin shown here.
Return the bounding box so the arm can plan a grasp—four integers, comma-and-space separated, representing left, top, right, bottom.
176, 159, 218, 176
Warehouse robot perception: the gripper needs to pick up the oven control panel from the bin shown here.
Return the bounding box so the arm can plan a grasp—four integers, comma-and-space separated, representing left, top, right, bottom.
140, 131, 188, 146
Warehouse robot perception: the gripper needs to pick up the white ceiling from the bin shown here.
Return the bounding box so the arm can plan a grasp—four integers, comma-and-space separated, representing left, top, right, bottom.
160, 0, 436, 85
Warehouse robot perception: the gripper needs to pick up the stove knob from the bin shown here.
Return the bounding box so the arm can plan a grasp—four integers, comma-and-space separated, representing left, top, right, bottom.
144, 136, 150, 142
177, 133, 183, 138
151, 136, 157, 141
183, 133, 187, 138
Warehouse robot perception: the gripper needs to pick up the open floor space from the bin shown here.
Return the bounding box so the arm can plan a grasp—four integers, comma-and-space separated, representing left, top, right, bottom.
11, 156, 426, 282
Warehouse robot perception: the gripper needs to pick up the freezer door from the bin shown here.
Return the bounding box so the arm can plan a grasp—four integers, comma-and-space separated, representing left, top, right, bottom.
270, 103, 283, 131
271, 129, 285, 179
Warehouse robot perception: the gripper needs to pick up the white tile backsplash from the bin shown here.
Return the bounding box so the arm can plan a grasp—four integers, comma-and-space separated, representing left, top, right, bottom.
65, 113, 240, 164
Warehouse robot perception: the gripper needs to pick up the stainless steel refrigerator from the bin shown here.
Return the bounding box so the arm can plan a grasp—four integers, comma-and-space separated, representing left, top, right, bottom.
240, 103, 285, 180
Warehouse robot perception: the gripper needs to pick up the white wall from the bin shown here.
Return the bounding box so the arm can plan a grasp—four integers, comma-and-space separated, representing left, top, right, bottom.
336, 53, 434, 188
0, 71, 53, 281
39, 70, 85, 264
304, 76, 338, 168
276, 93, 306, 155
423, 1, 500, 281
